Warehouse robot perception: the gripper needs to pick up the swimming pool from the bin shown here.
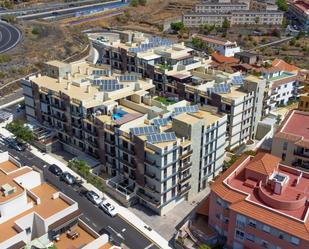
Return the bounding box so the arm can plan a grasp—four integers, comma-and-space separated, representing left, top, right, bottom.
112, 109, 128, 120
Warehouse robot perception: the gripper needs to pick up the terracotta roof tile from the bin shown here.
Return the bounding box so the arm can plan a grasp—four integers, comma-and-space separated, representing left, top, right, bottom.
211, 52, 239, 64
272, 59, 300, 72
246, 153, 280, 176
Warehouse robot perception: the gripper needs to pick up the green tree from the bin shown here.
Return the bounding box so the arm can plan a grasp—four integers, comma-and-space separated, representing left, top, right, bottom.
222, 18, 230, 30
130, 0, 138, 7
170, 22, 184, 32
6, 120, 34, 143
276, 0, 288, 11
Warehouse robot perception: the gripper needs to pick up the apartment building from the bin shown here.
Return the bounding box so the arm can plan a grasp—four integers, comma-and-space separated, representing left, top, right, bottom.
0, 151, 113, 249
193, 34, 240, 57
179, 71, 266, 149
251, 0, 279, 10
183, 0, 284, 27
206, 152, 309, 249
271, 110, 309, 169
22, 60, 227, 215
262, 68, 300, 116
298, 94, 309, 111
93, 31, 211, 92
289, 0, 309, 31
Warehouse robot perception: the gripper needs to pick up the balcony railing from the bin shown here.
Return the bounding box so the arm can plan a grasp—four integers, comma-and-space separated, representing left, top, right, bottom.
178, 185, 191, 196
136, 190, 160, 207
294, 150, 309, 159
179, 162, 192, 171
179, 174, 192, 183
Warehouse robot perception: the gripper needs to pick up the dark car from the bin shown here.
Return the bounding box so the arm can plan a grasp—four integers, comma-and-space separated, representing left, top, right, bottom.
6, 138, 26, 151
49, 164, 63, 176
60, 172, 76, 185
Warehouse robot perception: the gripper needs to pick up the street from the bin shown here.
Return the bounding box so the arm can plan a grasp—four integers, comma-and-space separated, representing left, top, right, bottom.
0, 137, 159, 249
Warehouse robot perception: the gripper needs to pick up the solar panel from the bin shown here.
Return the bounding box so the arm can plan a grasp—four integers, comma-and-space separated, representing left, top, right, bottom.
174, 105, 199, 114
232, 75, 244, 85
153, 118, 169, 126
118, 75, 138, 82
92, 69, 111, 76
130, 125, 160, 136
146, 132, 177, 144
207, 84, 230, 94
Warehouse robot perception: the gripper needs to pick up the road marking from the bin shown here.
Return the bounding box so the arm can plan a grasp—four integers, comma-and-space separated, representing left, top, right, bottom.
144, 243, 154, 249
92, 223, 97, 227
43, 165, 48, 168
84, 217, 90, 222
107, 226, 124, 240
122, 228, 126, 232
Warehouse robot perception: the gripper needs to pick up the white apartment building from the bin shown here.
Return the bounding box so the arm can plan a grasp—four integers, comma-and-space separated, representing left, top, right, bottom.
262, 68, 300, 116
183, 71, 266, 150
22, 60, 227, 215
92, 31, 212, 92
193, 34, 240, 57
0, 151, 112, 249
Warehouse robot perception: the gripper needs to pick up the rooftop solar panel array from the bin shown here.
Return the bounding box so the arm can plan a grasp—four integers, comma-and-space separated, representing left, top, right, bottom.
146, 132, 177, 144
92, 69, 111, 76
92, 79, 123, 92
174, 105, 199, 114
153, 118, 170, 126
231, 75, 244, 85
128, 37, 174, 53
117, 75, 138, 82
130, 125, 160, 136
207, 84, 231, 94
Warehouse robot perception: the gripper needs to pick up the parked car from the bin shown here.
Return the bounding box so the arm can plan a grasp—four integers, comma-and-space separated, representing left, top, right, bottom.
49, 164, 63, 176
6, 138, 26, 151
86, 191, 102, 205
60, 172, 76, 185
99, 200, 117, 217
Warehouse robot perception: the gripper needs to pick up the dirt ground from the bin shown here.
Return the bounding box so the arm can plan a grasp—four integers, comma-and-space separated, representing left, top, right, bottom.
0, 20, 88, 93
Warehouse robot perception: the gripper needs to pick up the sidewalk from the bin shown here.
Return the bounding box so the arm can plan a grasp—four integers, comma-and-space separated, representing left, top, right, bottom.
0, 126, 171, 249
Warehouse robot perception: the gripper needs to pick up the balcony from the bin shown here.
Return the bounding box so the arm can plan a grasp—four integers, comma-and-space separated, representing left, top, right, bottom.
119, 158, 136, 169
179, 174, 192, 183
83, 127, 98, 136
145, 158, 157, 166
105, 139, 115, 146
294, 150, 309, 159
145, 171, 156, 179
52, 113, 67, 122
178, 185, 191, 196
179, 162, 192, 171
118, 144, 135, 155
137, 189, 160, 207
72, 122, 82, 129
106, 150, 116, 157
181, 149, 193, 159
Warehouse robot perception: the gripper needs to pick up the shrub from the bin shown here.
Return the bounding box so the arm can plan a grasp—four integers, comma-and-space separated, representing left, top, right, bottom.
6, 120, 34, 142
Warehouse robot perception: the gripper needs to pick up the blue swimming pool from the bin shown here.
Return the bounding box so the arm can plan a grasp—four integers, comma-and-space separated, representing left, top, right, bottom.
112, 109, 128, 120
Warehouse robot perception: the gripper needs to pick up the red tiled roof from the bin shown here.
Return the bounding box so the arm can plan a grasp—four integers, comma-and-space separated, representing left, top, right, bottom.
272, 59, 300, 72
271, 75, 299, 89
246, 153, 280, 176
211, 52, 239, 64
193, 34, 229, 46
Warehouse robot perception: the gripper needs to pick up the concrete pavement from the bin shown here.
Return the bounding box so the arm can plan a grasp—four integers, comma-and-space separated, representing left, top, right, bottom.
0, 125, 171, 249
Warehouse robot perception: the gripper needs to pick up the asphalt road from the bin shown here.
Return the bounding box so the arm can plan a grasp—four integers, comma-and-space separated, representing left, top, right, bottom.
0, 21, 21, 53
0, 139, 159, 249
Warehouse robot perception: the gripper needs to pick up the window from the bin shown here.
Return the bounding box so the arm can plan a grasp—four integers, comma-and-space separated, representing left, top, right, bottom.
291, 236, 300, 245
236, 214, 246, 229
248, 219, 256, 228
26, 227, 31, 235
281, 153, 286, 161
262, 224, 270, 233
246, 233, 255, 242
163, 193, 167, 203
262, 240, 269, 248
235, 229, 244, 240
283, 141, 288, 150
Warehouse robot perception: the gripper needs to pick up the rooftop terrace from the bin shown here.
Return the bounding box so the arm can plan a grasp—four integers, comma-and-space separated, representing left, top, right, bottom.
281, 110, 309, 140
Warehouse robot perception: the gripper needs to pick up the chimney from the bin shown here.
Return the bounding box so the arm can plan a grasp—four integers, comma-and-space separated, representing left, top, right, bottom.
78, 66, 82, 74
86, 85, 91, 93
67, 82, 71, 90
66, 72, 71, 81
58, 76, 62, 83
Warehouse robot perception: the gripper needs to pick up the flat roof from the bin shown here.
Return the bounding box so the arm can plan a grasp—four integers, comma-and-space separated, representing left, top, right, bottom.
281, 111, 309, 140
0, 160, 19, 173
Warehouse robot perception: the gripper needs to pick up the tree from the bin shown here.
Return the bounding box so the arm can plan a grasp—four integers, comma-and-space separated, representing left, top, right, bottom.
255, 16, 260, 25
170, 22, 184, 32
276, 0, 288, 11
222, 18, 230, 30
198, 244, 211, 249
6, 120, 34, 143
130, 0, 138, 7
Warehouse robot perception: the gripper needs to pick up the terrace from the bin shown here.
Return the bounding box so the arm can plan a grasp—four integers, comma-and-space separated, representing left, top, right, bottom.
227, 163, 309, 220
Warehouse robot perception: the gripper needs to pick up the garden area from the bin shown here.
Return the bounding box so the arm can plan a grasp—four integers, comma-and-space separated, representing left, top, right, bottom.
154, 96, 177, 105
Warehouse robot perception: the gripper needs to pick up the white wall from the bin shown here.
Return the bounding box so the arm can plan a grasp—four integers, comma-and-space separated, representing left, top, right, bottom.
0, 151, 9, 164
14, 171, 41, 190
